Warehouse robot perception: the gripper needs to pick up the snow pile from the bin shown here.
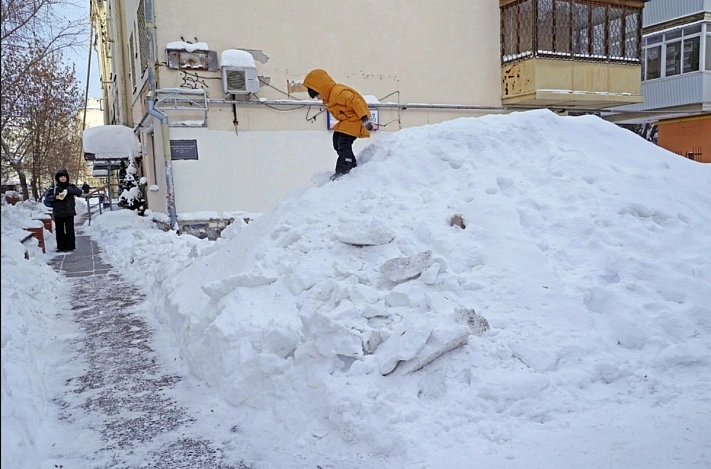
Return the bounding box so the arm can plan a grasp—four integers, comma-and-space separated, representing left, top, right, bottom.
86, 110, 711, 467
1, 201, 64, 468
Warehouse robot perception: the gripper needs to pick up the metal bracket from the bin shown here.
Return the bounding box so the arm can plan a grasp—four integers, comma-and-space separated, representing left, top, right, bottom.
153, 88, 208, 127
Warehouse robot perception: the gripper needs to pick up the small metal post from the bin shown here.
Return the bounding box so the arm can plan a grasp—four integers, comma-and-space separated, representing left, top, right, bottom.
86, 196, 92, 226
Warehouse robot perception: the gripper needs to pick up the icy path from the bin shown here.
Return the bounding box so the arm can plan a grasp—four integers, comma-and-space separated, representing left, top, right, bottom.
42, 231, 252, 468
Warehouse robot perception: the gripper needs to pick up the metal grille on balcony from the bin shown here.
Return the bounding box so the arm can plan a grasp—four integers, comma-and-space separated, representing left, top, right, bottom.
501, 0, 644, 65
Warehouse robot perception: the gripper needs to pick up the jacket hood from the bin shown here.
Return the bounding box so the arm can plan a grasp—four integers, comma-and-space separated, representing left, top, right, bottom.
303, 69, 336, 102
55, 168, 70, 183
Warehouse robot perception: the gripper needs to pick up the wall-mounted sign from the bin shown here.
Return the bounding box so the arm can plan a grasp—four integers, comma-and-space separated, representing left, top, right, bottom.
327, 109, 379, 131
170, 139, 199, 160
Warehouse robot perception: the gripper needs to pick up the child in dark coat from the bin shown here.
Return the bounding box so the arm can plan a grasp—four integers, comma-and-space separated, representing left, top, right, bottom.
45, 168, 83, 252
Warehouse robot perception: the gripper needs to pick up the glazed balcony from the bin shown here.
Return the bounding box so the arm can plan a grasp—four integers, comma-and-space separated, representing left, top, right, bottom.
500, 0, 646, 108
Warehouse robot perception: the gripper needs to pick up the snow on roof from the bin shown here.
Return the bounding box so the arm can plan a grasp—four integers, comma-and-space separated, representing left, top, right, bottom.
220, 49, 256, 68
166, 41, 210, 52
83, 125, 140, 160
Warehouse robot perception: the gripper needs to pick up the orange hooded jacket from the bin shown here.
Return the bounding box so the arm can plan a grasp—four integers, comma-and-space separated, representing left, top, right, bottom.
303, 69, 371, 139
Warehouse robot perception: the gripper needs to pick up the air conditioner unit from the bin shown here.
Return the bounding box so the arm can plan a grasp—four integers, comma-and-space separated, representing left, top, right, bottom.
221, 66, 259, 94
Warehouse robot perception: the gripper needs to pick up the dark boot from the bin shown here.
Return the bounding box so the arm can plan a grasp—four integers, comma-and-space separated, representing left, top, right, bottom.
332, 131, 357, 176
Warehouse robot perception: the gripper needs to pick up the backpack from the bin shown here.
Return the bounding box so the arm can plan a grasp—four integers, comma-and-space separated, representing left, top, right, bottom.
42, 186, 55, 208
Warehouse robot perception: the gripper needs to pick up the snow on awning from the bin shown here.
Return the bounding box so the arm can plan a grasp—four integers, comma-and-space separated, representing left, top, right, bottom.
83, 125, 140, 161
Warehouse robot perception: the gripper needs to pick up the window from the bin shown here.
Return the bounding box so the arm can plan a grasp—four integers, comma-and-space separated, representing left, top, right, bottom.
706, 35, 711, 71
501, 0, 643, 64
665, 41, 681, 77
129, 32, 137, 90
137, 0, 148, 72
502, 0, 534, 61
683, 36, 700, 72
641, 21, 706, 80
646, 46, 660, 79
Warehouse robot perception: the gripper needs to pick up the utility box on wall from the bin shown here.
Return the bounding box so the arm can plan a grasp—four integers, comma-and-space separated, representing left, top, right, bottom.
220, 49, 259, 95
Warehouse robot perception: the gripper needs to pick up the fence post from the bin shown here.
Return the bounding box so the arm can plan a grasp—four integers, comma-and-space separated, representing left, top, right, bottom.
86, 196, 92, 225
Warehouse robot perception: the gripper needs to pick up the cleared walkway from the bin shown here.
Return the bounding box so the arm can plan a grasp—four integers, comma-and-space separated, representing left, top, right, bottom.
47, 220, 250, 468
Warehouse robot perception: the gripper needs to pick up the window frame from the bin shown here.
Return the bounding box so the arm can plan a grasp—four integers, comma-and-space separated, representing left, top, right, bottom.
641, 21, 708, 81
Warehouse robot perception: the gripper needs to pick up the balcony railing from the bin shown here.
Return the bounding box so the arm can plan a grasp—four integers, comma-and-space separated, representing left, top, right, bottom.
501, 0, 645, 65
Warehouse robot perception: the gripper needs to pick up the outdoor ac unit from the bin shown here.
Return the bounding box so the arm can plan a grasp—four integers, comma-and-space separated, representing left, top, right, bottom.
221, 66, 259, 94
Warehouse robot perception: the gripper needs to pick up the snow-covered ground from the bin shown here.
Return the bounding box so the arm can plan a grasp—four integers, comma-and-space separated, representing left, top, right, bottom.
3, 110, 711, 468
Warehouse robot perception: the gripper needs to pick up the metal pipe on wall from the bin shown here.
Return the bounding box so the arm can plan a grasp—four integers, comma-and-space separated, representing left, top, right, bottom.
146, 95, 178, 231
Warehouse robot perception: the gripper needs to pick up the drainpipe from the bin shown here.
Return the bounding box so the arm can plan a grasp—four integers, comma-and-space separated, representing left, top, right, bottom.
115, 1, 133, 125
146, 94, 178, 231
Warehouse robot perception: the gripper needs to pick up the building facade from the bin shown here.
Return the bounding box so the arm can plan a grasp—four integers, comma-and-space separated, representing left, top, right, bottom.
610, 0, 711, 163
91, 0, 646, 223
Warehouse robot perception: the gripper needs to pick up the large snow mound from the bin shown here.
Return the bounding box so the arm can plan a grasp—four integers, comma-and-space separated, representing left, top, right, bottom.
143, 110, 711, 465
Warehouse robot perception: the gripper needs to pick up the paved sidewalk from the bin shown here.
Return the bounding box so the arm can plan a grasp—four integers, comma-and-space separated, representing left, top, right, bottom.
47, 221, 250, 468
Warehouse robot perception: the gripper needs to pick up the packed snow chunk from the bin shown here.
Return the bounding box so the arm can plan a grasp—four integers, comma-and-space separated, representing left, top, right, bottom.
419, 262, 442, 285
381, 250, 433, 283
333, 256, 366, 278
261, 326, 301, 358
374, 318, 433, 375
612, 317, 647, 350
335, 218, 395, 246
457, 308, 490, 335
299, 309, 363, 358
510, 344, 559, 372
361, 328, 383, 355
396, 324, 470, 375
201, 272, 278, 299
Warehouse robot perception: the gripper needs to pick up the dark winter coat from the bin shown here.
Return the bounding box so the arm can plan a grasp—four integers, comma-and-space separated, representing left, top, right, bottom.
46, 168, 83, 217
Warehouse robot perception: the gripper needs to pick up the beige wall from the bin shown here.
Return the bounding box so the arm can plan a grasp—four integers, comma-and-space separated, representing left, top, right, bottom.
110, 1, 505, 214
502, 58, 643, 108
79, 99, 105, 129
152, 1, 501, 110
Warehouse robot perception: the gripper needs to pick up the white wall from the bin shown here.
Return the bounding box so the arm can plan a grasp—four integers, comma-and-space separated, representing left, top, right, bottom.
164, 127, 386, 214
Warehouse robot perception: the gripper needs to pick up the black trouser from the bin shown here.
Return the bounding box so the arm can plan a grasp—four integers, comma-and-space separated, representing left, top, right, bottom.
332, 131, 357, 175
55, 216, 76, 251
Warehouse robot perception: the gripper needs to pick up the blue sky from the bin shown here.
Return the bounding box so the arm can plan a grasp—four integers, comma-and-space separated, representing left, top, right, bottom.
59, 1, 102, 98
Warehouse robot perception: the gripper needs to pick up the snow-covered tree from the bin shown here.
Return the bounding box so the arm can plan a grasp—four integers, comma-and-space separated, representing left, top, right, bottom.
118, 160, 147, 216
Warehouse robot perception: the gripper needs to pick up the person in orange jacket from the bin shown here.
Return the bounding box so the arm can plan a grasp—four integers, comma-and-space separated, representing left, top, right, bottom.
303, 69, 374, 180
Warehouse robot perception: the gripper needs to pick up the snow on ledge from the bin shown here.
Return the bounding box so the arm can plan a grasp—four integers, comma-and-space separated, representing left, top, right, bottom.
170, 120, 206, 127
220, 49, 256, 68
166, 41, 210, 52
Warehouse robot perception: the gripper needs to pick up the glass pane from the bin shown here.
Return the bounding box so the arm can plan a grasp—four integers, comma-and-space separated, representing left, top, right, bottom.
554, 0, 571, 53
646, 45, 661, 79
646, 34, 662, 45
503, 7, 517, 58
609, 7, 624, 58
519, 0, 535, 56
684, 24, 702, 35
706, 34, 711, 71
683, 36, 700, 72
573, 3, 590, 56
591, 6, 606, 57
665, 41, 681, 77
537, 0, 554, 53
624, 11, 640, 60
665, 30, 682, 40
